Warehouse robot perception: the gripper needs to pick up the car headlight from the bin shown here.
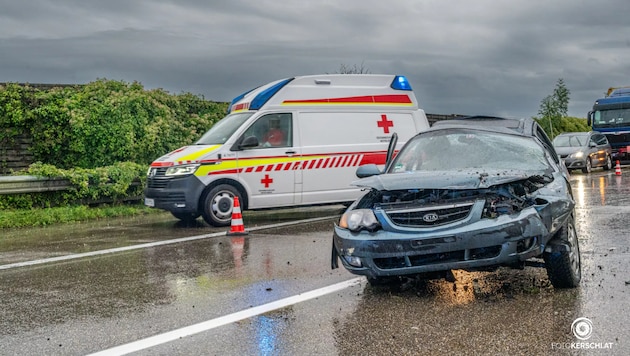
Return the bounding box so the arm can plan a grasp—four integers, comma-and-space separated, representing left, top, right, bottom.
573, 151, 584, 158
165, 164, 200, 176
339, 209, 381, 232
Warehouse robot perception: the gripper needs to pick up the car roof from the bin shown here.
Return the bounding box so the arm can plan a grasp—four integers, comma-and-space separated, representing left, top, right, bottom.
554, 131, 598, 137
428, 115, 560, 163
430, 115, 534, 136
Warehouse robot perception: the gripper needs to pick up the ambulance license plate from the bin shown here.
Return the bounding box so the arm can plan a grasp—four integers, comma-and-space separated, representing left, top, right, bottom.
144, 198, 154, 207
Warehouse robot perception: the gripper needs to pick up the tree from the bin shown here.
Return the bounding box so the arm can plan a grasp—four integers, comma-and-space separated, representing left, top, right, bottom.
537, 78, 570, 138
336, 62, 370, 74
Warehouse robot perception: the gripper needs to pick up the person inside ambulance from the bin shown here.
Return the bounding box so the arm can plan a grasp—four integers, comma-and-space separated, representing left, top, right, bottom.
262, 116, 287, 147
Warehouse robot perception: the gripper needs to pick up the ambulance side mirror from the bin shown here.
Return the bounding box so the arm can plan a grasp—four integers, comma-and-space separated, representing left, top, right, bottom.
239, 136, 260, 149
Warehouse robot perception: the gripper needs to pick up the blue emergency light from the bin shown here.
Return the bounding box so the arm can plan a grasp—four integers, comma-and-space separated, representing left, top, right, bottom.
391, 75, 412, 91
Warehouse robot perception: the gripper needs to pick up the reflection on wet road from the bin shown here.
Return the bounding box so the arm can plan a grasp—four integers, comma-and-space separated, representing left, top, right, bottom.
1, 172, 629, 355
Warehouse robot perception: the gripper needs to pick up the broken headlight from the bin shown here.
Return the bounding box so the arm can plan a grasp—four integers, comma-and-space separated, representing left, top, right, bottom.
339, 209, 381, 232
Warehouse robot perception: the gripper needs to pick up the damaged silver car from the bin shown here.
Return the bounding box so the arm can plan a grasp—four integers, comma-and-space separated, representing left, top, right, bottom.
331, 116, 581, 289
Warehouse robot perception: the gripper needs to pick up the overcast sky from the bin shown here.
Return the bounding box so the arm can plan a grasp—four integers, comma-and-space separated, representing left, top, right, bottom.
1, 0, 629, 118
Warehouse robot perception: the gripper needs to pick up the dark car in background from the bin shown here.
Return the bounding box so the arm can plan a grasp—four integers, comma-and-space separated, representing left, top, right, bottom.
331, 116, 581, 289
552, 131, 613, 173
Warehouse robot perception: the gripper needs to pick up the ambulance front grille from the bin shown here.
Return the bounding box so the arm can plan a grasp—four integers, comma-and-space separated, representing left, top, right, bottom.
149, 167, 169, 177
147, 168, 171, 189
147, 179, 170, 189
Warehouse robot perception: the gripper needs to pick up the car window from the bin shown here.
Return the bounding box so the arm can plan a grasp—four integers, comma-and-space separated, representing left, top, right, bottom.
594, 134, 608, 146
240, 113, 292, 148
391, 129, 550, 173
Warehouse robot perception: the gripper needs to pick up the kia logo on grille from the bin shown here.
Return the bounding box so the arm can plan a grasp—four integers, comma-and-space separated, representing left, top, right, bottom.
422, 212, 439, 223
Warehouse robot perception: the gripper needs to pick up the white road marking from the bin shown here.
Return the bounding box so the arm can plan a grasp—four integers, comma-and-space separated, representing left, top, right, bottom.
0, 215, 336, 270
86, 277, 364, 356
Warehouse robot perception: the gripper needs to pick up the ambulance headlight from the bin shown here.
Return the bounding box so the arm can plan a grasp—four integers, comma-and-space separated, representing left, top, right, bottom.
339, 209, 381, 232
165, 164, 200, 176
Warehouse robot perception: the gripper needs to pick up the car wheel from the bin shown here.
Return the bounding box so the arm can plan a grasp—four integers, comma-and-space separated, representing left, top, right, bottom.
170, 212, 200, 222
603, 155, 612, 170
544, 216, 581, 288
201, 184, 242, 227
581, 158, 592, 173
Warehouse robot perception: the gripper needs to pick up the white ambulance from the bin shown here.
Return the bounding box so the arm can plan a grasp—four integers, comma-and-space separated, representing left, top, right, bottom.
144, 74, 430, 226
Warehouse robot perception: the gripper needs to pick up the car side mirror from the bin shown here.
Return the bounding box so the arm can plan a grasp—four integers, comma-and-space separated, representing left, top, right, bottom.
356, 164, 382, 178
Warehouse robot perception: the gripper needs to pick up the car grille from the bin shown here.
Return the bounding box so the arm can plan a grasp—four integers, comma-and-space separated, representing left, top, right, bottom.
385, 202, 474, 227
373, 245, 502, 269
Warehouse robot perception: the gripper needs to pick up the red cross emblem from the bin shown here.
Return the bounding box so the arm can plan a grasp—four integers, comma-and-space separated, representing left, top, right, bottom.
261, 174, 273, 188
377, 114, 394, 134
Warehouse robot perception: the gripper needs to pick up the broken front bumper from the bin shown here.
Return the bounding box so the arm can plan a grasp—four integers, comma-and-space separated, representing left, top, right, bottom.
333, 202, 555, 279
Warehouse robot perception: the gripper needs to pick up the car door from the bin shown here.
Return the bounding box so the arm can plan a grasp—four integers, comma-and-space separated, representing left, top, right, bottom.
235, 113, 300, 208
592, 133, 607, 167
586, 133, 599, 167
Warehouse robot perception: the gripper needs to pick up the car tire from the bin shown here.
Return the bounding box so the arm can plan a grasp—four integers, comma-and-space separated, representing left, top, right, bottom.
603, 155, 612, 170
201, 184, 242, 227
171, 212, 200, 222
544, 217, 581, 289
581, 158, 592, 173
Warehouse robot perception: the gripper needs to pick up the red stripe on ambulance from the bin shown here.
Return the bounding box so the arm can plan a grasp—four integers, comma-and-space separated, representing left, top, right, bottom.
282, 94, 412, 105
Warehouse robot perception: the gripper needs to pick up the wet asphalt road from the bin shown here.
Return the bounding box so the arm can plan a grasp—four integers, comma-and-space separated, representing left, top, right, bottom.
1, 171, 629, 355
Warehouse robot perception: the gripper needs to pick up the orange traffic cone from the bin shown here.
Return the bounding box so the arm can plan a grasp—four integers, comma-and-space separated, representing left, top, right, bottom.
615, 160, 622, 176
227, 196, 248, 235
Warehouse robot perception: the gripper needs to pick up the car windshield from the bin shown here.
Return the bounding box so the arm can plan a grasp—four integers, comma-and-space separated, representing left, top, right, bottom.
196, 112, 254, 145
553, 134, 588, 147
390, 128, 550, 173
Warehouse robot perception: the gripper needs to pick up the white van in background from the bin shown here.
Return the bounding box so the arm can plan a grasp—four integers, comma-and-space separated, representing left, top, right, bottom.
144, 74, 430, 226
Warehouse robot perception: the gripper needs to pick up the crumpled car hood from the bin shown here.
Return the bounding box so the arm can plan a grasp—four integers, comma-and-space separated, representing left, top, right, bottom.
352, 169, 545, 190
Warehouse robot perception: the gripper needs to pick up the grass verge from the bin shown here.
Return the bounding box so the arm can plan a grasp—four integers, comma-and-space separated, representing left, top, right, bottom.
0, 204, 162, 229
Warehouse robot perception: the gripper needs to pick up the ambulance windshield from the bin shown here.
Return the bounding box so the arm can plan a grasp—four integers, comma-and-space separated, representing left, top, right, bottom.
196, 112, 254, 145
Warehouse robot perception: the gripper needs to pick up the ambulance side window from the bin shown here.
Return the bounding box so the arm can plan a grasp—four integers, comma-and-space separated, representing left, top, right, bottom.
242, 113, 292, 148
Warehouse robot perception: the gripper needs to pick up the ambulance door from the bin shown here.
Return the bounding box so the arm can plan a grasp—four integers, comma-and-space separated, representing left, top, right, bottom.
235, 113, 300, 209
299, 111, 418, 204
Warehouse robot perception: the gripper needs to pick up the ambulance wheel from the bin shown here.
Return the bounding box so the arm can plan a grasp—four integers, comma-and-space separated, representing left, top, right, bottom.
201, 184, 242, 227
170, 212, 200, 222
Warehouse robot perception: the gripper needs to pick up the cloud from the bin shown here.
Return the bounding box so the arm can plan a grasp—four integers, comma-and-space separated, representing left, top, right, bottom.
1, 0, 629, 118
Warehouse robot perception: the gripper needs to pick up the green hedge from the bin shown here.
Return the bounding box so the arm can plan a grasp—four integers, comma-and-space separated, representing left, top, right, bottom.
534, 116, 590, 140
0, 79, 229, 210
0, 162, 148, 209
0, 80, 228, 169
